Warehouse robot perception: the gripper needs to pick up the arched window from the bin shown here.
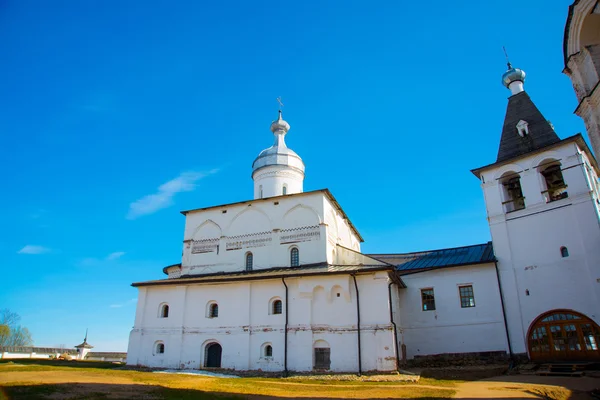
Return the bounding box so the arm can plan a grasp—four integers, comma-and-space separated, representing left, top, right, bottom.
160, 304, 169, 318
273, 300, 282, 315
561, 246, 569, 258
283, 184, 287, 195
541, 163, 568, 203
290, 247, 299, 267
155, 342, 165, 355
313, 340, 331, 370
501, 173, 525, 212
209, 303, 219, 318
264, 345, 273, 357
245, 252, 253, 271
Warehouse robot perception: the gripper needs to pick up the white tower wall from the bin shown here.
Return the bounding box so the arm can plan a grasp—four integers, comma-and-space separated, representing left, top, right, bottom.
253, 165, 304, 199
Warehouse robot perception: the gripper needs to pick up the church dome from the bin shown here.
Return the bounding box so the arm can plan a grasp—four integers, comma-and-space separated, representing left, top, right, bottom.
252, 111, 305, 175
502, 65, 526, 88
252, 111, 305, 199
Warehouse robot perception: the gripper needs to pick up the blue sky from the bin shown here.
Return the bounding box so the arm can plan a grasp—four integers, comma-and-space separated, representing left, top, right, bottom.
0, 1, 585, 351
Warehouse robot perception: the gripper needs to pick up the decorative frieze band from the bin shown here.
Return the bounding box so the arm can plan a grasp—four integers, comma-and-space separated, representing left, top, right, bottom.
191, 238, 219, 254
280, 225, 321, 244
226, 232, 272, 251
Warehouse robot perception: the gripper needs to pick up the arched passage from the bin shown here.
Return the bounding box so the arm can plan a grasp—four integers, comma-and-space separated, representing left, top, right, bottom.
204, 342, 222, 368
528, 309, 600, 362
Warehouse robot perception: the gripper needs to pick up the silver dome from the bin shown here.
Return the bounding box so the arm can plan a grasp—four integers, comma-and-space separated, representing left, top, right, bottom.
252, 112, 305, 175
502, 65, 526, 88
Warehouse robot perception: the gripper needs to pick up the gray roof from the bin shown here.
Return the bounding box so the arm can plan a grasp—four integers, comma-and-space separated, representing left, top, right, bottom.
134, 262, 396, 288
369, 242, 495, 274
496, 91, 560, 163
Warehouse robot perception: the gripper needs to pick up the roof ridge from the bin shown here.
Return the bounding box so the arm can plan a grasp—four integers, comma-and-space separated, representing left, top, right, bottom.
369, 242, 492, 257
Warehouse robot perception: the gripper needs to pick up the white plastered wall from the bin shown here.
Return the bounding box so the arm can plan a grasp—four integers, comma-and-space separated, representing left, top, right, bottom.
126, 272, 397, 372
478, 141, 600, 355
396, 263, 508, 359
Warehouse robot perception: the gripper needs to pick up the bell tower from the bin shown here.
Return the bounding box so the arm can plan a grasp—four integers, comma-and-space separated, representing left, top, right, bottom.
471, 63, 600, 360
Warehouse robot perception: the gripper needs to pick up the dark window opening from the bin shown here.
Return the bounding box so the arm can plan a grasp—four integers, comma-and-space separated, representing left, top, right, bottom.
542, 164, 568, 202
314, 348, 331, 370
290, 248, 299, 267
273, 300, 282, 315
246, 252, 253, 271
265, 345, 273, 357
421, 289, 436, 311
156, 343, 165, 354
161, 304, 169, 318
209, 303, 219, 318
502, 176, 525, 212
561, 246, 569, 258
459, 285, 475, 308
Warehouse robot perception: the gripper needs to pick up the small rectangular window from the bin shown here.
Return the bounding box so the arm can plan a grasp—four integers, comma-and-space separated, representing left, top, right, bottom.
421, 288, 436, 311
459, 285, 475, 308
314, 348, 330, 369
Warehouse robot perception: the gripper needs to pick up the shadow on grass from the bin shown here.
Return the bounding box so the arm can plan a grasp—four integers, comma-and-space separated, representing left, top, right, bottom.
0, 359, 123, 370
0, 382, 462, 400
4, 382, 575, 400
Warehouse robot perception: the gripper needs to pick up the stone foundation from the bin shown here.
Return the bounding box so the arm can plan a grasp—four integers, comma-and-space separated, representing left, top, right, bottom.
407, 351, 510, 368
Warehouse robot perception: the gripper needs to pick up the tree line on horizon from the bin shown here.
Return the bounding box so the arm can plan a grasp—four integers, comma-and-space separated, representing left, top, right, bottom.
0, 308, 33, 347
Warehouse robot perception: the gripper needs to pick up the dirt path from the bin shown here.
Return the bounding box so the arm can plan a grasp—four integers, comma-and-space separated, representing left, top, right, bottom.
453, 375, 600, 399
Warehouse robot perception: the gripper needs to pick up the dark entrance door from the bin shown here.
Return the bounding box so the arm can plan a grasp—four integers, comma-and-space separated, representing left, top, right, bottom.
528, 310, 600, 362
205, 343, 222, 368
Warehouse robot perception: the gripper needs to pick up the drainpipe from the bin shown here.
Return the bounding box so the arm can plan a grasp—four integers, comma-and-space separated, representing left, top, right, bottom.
282, 277, 289, 376
387, 281, 400, 371
494, 261, 514, 363
351, 274, 362, 376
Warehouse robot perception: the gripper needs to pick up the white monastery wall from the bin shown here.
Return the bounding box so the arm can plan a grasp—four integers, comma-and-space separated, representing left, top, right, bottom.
179, 191, 363, 277
396, 263, 508, 360
127, 272, 396, 372
478, 142, 600, 354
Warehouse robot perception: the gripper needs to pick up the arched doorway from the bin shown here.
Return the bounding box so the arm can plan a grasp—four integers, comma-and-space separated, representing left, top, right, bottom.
528, 310, 600, 362
204, 343, 222, 368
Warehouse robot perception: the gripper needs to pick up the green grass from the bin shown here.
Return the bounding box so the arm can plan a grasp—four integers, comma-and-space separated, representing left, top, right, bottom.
0, 362, 457, 399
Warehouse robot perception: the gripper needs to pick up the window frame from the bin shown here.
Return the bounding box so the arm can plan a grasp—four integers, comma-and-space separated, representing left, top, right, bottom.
207, 302, 219, 318
245, 252, 253, 271
272, 299, 282, 315
314, 347, 331, 370
154, 341, 165, 355
290, 247, 299, 267
159, 303, 169, 318
421, 288, 436, 311
560, 246, 569, 258
264, 345, 273, 357
458, 285, 476, 308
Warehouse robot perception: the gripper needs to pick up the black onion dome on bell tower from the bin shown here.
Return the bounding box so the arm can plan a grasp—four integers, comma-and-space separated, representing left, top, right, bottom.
496, 65, 560, 163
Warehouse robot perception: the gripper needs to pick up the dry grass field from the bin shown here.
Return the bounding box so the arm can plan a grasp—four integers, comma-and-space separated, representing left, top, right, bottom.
0, 360, 597, 399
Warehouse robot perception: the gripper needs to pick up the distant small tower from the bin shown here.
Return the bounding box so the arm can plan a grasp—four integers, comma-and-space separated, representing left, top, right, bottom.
252, 111, 305, 199
74, 329, 93, 360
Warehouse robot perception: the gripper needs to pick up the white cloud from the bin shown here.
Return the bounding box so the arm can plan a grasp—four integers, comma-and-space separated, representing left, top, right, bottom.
106, 251, 125, 261
17, 245, 51, 255
127, 169, 218, 220
109, 298, 137, 309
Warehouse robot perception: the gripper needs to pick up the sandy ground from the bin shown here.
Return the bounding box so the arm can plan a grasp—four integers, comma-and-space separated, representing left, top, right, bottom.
453, 375, 600, 399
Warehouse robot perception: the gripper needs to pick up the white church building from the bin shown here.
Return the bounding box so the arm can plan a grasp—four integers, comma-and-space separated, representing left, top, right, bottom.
126, 62, 600, 372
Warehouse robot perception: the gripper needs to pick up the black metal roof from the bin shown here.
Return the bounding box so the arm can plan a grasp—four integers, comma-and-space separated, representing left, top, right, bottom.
496, 91, 560, 163
369, 242, 495, 274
